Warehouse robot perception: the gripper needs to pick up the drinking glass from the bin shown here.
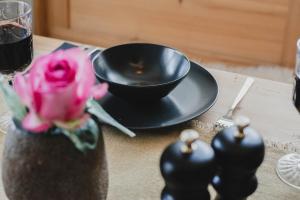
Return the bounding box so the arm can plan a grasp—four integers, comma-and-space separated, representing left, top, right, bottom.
0, 1, 32, 132
0, 0, 32, 75
276, 39, 300, 189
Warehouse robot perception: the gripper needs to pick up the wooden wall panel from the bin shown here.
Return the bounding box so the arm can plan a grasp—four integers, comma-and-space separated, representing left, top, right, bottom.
33, 0, 70, 35
69, 0, 288, 65
33, 0, 47, 35
33, 0, 300, 67
282, 0, 300, 67
46, 0, 70, 28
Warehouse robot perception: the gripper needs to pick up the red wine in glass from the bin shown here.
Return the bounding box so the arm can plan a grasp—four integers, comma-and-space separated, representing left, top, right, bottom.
294, 76, 300, 112
0, 23, 33, 74
0, 1, 33, 132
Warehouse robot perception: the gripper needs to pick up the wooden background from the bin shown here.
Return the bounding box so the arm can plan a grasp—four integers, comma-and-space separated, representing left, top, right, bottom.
34, 0, 300, 68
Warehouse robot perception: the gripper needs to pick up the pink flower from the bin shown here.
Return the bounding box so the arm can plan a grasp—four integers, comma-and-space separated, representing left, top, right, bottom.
13, 48, 108, 133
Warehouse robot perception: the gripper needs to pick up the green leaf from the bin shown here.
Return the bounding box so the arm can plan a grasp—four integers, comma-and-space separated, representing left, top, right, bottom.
87, 99, 136, 137
0, 75, 26, 120
61, 118, 99, 152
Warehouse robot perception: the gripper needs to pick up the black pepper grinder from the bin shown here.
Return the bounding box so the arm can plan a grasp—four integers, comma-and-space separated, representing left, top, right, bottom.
160, 129, 216, 200
211, 116, 265, 200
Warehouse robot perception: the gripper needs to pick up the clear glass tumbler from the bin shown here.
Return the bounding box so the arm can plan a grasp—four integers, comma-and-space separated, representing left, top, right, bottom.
276, 39, 300, 190
0, 0, 33, 75
0, 1, 32, 133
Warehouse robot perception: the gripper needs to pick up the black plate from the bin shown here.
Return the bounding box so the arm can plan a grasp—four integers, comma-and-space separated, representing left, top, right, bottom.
97, 61, 218, 129
54, 43, 218, 130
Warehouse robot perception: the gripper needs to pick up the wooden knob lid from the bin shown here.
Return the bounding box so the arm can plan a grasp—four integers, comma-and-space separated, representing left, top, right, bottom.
180, 129, 199, 154
234, 116, 250, 139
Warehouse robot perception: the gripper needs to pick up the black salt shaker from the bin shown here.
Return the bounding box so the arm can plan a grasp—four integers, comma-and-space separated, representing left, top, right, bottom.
160, 129, 216, 200
211, 116, 265, 200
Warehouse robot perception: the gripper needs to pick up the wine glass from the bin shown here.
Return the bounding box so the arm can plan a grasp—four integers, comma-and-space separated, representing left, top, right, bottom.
0, 1, 32, 133
275, 39, 300, 189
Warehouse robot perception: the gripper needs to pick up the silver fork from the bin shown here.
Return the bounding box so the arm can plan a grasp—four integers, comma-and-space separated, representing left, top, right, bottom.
214, 77, 255, 130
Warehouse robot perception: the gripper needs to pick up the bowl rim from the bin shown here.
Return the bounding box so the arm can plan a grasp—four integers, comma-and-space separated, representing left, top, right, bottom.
93, 42, 191, 88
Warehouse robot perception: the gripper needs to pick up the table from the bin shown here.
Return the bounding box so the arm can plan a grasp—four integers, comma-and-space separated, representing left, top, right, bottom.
0, 36, 299, 199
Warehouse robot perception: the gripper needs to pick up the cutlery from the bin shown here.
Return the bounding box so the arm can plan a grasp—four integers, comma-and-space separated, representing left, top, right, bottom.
214, 77, 254, 130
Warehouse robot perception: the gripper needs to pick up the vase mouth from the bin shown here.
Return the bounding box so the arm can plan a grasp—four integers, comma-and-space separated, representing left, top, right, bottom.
11, 117, 102, 138
11, 118, 57, 137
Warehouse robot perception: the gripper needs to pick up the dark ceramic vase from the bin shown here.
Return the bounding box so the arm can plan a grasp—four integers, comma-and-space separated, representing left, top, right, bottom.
2, 121, 108, 200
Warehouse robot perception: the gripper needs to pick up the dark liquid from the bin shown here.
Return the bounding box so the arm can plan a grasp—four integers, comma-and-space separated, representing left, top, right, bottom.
294, 77, 300, 112
0, 24, 33, 74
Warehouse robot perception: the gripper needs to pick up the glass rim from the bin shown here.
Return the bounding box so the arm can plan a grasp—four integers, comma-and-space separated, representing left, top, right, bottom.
0, 0, 31, 22
296, 39, 300, 77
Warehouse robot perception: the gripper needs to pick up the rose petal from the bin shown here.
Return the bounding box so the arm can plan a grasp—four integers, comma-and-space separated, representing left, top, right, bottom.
13, 73, 31, 106
45, 59, 76, 87
92, 83, 108, 99
22, 112, 51, 133
37, 82, 79, 121
20, 48, 99, 127
29, 54, 53, 92
69, 49, 95, 99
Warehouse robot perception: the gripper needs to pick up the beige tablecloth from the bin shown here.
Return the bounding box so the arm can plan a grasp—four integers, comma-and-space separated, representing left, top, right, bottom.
0, 82, 299, 199
101, 122, 300, 200
0, 36, 299, 199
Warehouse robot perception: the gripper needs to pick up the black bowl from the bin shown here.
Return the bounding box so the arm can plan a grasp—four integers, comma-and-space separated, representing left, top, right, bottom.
93, 43, 190, 101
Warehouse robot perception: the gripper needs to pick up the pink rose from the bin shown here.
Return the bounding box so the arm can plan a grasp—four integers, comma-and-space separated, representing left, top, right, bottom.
14, 48, 108, 133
